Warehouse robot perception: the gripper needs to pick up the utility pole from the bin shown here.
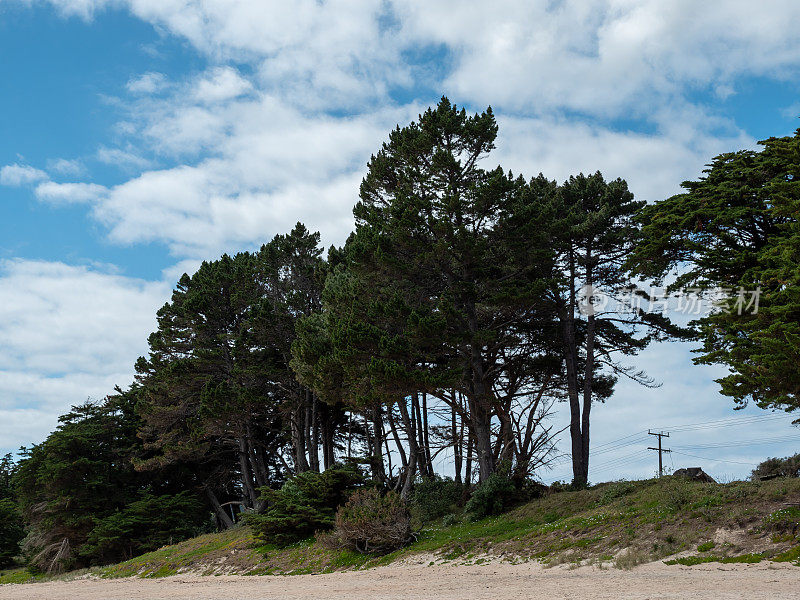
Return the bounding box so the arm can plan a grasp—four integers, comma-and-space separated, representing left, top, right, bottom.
648, 430, 671, 478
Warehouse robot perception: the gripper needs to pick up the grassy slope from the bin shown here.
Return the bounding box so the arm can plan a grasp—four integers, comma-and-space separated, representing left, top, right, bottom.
3, 476, 799, 583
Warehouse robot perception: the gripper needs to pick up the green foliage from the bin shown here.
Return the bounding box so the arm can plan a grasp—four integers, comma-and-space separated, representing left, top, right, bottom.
332, 488, 413, 554
763, 507, 800, 534
630, 129, 800, 415
655, 477, 693, 512
465, 470, 519, 520
752, 454, 800, 480
81, 492, 206, 564
14, 391, 208, 571
597, 481, 637, 506
0, 499, 24, 567
411, 477, 463, 522
697, 541, 716, 552
248, 466, 364, 545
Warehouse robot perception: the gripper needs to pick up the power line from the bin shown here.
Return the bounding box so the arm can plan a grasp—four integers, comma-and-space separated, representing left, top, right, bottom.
671, 450, 757, 466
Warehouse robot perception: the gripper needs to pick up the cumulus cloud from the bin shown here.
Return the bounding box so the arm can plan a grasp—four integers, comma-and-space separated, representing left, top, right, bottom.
0, 259, 170, 450
35, 181, 108, 204
12, 0, 800, 260
0, 163, 48, 186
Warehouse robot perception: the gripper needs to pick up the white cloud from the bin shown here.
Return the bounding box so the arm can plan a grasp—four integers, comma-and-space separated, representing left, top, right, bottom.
35, 181, 107, 204
96, 146, 153, 171
0, 259, 170, 450
0, 163, 48, 187
397, 0, 800, 116
193, 66, 252, 103
126, 71, 168, 94
46, 158, 86, 177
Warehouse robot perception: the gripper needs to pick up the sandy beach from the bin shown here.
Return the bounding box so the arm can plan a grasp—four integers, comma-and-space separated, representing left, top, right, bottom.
0, 559, 796, 600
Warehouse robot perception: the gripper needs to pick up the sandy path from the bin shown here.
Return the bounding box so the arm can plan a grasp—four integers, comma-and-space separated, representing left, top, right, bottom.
0, 560, 797, 600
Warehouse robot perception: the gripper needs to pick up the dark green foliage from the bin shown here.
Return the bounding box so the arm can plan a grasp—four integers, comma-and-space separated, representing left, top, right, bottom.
14, 391, 208, 571
80, 492, 206, 564
333, 488, 413, 554
597, 480, 637, 505
630, 130, 800, 417
752, 454, 800, 480
0, 498, 23, 567
248, 465, 364, 545
465, 470, 519, 520
0, 454, 22, 567
411, 477, 463, 522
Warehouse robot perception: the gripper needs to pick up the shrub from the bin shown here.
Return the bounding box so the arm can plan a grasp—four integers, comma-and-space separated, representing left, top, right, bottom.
411, 477, 462, 522
752, 454, 800, 480
332, 489, 413, 554
80, 492, 205, 564
598, 481, 637, 505
465, 471, 518, 520
657, 477, 693, 512
248, 465, 363, 545
763, 507, 800, 535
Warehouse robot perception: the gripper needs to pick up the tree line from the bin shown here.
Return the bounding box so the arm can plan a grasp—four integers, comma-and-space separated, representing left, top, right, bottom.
6, 98, 799, 571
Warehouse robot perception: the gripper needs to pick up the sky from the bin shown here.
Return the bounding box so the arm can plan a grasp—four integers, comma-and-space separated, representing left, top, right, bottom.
1, 0, 799, 483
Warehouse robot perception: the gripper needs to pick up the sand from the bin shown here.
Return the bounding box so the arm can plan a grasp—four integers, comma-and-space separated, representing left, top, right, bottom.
0, 559, 797, 600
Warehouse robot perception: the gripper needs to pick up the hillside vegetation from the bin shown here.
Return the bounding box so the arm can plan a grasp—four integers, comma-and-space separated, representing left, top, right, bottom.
3, 475, 797, 584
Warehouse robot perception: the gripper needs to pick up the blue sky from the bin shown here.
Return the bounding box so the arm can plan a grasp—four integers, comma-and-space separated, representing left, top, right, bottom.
1, 0, 799, 482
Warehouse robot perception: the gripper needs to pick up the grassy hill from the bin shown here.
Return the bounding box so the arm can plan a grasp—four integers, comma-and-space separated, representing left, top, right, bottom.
3, 475, 799, 583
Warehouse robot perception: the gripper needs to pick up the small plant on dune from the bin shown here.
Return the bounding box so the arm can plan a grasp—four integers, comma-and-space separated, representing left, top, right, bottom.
763, 507, 800, 536
331, 489, 414, 555
598, 481, 637, 506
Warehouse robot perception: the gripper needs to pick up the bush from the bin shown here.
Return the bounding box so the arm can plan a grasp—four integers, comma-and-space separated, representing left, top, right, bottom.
465, 471, 518, 520
598, 480, 637, 505
248, 465, 364, 545
411, 477, 462, 522
332, 488, 413, 554
752, 454, 800, 480
80, 492, 205, 565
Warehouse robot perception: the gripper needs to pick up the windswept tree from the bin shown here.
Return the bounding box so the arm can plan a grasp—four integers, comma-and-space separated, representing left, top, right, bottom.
296, 98, 560, 482
14, 389, 207, 571
629, 130, 800, 420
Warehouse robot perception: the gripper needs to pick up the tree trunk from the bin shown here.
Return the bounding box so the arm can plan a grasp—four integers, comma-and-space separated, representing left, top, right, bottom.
292, 398, 310, 473
397, 395, 418, 499
412, 393, 427, 477
205, 488, 235, 529
452, 400, 462, 485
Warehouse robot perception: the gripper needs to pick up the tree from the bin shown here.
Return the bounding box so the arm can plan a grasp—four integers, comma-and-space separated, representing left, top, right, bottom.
14, 390, 208, 571
629, 130, 800, 419
135, 251, 282, 517
303, 98, 559, 482
0, 455, 23, 567
525, 172, 682, 487
136, 224, 335, 523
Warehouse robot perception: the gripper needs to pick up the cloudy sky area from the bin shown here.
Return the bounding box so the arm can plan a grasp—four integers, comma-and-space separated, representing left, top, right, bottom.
1, 0, 799, 482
